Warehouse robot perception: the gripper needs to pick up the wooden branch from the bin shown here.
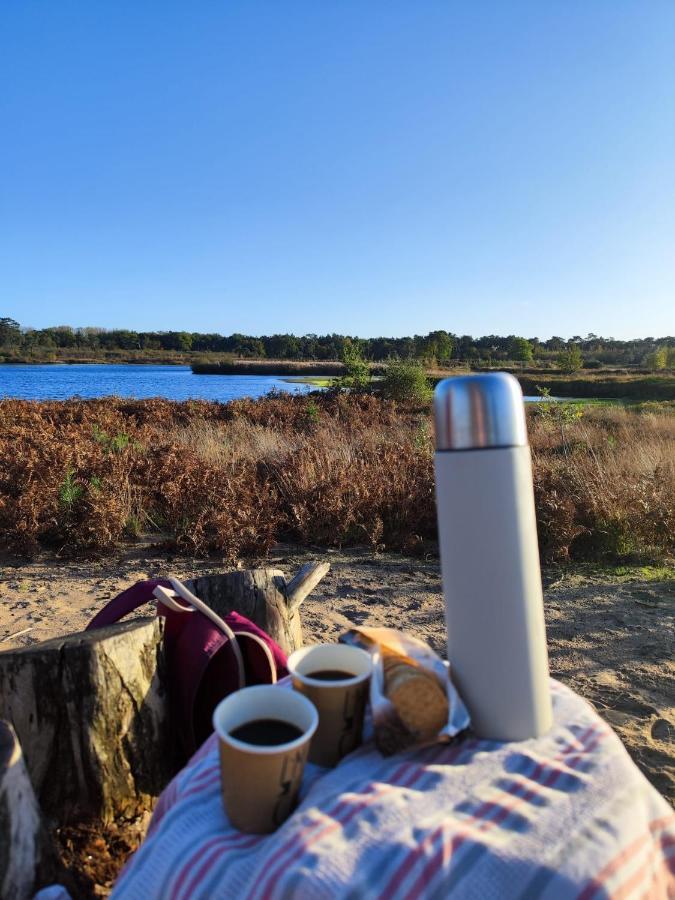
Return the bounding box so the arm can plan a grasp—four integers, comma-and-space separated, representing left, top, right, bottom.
0, 616, 173, 826
0, 627, 33, 645
286, 562, 331, 614
0, 720, 60, 900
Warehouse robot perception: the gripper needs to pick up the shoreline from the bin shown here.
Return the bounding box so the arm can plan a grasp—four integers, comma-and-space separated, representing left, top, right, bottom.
3, 358, 674, 402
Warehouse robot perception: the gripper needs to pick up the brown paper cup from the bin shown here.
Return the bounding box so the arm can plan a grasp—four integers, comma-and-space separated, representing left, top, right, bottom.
288, 644, 372, 767
212, 685, 318, 834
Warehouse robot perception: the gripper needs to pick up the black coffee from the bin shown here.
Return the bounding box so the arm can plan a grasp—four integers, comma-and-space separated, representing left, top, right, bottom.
229, 719, 303, 746
306, 669, 355, 681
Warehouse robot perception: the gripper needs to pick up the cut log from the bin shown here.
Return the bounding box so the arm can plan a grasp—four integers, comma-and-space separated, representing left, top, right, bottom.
0, 720, 60, 900
0, 616, 173, 826
186, 561, 329, 655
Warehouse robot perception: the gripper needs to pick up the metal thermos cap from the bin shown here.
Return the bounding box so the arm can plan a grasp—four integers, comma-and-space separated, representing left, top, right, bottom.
434, 372, 528, 450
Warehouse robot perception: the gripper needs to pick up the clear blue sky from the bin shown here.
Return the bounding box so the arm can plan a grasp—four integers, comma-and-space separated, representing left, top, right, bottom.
1, 2, 673, 340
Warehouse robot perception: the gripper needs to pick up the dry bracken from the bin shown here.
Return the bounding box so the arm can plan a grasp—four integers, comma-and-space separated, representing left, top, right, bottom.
0, 395, 672, 562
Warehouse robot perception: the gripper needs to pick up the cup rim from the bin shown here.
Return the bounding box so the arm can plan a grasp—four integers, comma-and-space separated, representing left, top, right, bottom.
287, 643, 373, 690
212, 685, 319, 756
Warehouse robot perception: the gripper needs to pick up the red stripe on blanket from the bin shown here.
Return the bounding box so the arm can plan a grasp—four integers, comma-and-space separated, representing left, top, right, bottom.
382, 724, 602, 900
576, 814, 675, 900
253, 747, 454, 900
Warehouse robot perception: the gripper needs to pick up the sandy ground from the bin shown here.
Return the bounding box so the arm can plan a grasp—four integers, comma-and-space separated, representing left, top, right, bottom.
1, 543, 673, 804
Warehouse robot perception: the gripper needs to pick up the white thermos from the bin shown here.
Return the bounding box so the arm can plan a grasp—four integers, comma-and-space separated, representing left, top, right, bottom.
434, 372, 552, 741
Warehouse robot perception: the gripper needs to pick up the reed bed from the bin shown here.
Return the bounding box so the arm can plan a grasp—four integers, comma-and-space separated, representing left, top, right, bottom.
0, 394, 672, 563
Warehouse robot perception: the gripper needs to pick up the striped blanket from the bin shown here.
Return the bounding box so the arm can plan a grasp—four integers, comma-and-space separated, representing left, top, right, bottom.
111, 681, 674, 899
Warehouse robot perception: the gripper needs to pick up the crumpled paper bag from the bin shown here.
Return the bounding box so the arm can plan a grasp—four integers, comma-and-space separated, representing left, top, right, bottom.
340, 626, 470, 756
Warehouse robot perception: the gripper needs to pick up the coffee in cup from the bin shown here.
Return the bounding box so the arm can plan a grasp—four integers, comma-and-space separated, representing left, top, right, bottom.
212, 685, 318, 833
287, 644, 372, 767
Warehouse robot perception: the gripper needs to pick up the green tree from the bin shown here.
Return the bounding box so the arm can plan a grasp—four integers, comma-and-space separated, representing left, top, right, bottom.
231, 335, 265, 358
508, 337, 534, 364
0, 318, 21, 347
643, 346, 668, 371
421, 330, 454, 365
556, 345, 584, 374
338, 342, 370, 390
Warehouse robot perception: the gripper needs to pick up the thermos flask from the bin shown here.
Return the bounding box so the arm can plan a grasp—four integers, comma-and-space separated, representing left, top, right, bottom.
434, 372, 552, 740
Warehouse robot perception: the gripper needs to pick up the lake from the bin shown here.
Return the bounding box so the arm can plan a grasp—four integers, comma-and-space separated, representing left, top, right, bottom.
0, 364, 318, 402
0, 364, 560, 403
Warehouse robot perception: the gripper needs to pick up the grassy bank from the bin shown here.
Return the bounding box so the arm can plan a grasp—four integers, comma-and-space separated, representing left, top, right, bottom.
1, 349, 234, 366
191, 359, 390, 376
0, 394, 672, 564
4, 350, 672, 402
517, 373, 675, 401
192, 361, 675, 401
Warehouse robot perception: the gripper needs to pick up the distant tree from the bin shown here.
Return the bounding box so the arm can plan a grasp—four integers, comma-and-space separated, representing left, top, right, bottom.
508, 337, 534, 364
173, 332, 193, 352
3, 314, 672, 370
421, 330, 454, 365
32, 330, 57, 349
556, 345, 584, 374
455, 334, 478, 361
265, 334, 301, 359
0, 317, 21, 347
38, 325, 77, 348
643, 346, 668, 371
395, 337, 416, 359
110, 330, 141, 350
230, 336, 265, 358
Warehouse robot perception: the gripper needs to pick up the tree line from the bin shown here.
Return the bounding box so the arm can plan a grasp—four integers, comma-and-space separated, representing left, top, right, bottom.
0, 317, 673, 368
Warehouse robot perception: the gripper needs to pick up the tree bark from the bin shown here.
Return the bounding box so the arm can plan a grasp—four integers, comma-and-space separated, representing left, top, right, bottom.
0, 720, 60, 900
186, 561, 329, 655
0, 616, 172, 826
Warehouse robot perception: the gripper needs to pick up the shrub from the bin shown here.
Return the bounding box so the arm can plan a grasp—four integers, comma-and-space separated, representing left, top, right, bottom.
380, 359, 433, 404
556, 346, 584, 374
337, 343, 370, 391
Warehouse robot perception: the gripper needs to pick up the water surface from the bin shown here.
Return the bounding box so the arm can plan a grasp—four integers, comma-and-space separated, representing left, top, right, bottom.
0, 364, 317, 402
0, 364, 562, 403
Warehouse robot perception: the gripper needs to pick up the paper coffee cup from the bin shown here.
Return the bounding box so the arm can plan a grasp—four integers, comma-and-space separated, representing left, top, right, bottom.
212, 685, 318, 834
288, 644, 372, 767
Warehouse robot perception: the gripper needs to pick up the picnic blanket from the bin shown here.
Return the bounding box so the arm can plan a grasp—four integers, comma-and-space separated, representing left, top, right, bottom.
110, 680, 674, 899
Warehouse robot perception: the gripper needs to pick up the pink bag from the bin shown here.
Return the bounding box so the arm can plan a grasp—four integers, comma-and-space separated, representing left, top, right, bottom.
87, 578, 288, 756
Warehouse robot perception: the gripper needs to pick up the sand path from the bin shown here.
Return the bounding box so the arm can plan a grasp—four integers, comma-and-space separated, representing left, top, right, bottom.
1, 544, 672, 803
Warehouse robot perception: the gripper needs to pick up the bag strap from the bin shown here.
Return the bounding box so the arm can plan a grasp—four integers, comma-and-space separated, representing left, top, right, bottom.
86, 579, 170, 631
154, 580, 247, 690
232, 630, 278, 685
171, 580, 278, 684
159, 580, 278, 686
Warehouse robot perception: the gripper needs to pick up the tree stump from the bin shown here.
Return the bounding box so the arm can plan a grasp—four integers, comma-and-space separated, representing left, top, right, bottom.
186, 561, 329, 655
0, 562, 328, 832
0, 616, 172, 826
0, 720, 60, 900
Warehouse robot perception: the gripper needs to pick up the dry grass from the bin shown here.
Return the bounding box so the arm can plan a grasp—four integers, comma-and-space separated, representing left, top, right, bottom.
530, 405, 674, 562
0, 394, 672, 563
